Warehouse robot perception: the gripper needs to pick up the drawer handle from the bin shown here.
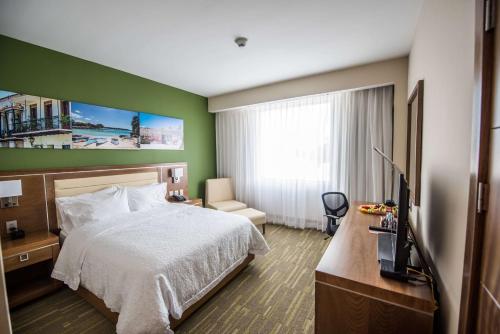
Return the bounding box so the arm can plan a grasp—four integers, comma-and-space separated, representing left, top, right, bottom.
19, 253, 29, 262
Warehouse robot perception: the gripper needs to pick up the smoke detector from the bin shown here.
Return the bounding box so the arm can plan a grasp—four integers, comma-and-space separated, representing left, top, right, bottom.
234, 36, 248, 48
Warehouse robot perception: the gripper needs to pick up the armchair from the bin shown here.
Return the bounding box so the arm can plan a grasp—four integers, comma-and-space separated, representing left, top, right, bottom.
205, 178, 247, 212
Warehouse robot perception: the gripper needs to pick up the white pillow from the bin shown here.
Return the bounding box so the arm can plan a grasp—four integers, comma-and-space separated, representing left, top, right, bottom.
56, 186, 130, 234
125, 183, 168, 211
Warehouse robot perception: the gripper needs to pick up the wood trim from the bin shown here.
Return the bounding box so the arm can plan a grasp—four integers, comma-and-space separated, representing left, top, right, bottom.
3, 246, 53, 273
458, 0, 495, 333
315, 281, 434, 334
316, 281, 434, 316
76, 254, 255, 330
1, 232, 58, 258
406, 80, 424, 206
0, 162, 187, 177
76, 287, 119, 324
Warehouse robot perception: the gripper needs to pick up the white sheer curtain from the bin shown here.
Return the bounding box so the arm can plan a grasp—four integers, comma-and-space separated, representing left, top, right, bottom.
216, 85, 394, 230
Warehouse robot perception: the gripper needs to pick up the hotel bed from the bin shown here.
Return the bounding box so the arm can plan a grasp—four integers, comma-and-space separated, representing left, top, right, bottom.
37, 164, 269, 334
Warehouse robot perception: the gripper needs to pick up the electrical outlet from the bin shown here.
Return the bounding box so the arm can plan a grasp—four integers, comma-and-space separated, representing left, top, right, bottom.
6, 220, 17, 231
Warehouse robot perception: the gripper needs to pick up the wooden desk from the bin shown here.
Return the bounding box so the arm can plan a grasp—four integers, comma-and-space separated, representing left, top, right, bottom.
315, 202, 436, 334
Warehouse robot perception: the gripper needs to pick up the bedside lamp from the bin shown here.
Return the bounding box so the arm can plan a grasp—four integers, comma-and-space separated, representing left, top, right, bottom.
172, 168, 184, 184
0, 179, 22, 208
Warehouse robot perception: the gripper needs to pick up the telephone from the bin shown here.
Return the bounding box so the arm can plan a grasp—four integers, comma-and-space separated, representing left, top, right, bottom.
172, 194, 186, 202
9, 227, 25, 240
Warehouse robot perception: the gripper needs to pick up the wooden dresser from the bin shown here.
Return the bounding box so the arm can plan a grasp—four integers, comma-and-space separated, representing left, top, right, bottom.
315, 202, 436, 334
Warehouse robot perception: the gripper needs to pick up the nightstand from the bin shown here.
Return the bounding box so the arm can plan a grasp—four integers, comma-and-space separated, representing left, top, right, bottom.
1, 231, 62, 308
168, 198, 203, 207
184, 198, 203, 207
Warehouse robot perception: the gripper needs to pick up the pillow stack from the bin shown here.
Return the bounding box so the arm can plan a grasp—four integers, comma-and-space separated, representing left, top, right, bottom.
126, 183, 168, 211
56, 183, 168, 235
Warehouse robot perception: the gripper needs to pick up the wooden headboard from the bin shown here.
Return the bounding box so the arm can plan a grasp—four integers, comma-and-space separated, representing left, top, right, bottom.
54, 172, 159, 198
0, 163, 188, 238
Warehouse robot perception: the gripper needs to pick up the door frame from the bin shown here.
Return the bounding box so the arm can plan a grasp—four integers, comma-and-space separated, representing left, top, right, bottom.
458, 0, 496, 333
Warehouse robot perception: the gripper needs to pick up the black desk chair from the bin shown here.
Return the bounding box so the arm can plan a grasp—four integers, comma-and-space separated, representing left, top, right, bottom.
322, 192, 349, 239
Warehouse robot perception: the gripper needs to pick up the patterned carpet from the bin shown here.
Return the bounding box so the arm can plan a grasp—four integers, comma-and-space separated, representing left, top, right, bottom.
10, 224, 329, 334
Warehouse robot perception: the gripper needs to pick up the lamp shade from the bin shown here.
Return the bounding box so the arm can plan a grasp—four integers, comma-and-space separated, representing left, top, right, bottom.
0, 180, 23, 197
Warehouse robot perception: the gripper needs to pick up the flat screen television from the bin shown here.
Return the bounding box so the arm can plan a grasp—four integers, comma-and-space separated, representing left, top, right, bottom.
378, 172, 411, 281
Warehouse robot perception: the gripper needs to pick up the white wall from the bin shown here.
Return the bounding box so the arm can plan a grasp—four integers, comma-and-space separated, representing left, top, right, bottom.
209, 57, 409, 170
407, 0, 474, 333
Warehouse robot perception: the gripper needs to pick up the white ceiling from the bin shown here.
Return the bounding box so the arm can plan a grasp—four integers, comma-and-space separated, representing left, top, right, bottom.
0, 0, 422, 97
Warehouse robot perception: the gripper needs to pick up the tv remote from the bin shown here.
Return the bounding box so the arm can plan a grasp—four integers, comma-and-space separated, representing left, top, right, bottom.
368, 225, 396, 233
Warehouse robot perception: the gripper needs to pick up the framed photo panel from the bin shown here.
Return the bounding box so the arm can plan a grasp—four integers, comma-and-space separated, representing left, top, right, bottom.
71, 102, 140, 149
139, 113, 184, 150
0, 90, 72, 149
0, 89, 183, 151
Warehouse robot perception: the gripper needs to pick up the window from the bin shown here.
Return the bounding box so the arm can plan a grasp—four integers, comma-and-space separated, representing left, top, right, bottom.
257, 102, 332, 181
44, 101, 53, 129
30, 104, 37, 120
216, 86, 394, 229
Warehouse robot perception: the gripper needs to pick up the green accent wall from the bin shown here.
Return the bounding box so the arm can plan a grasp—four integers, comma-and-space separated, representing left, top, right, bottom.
0, 35, 215, 197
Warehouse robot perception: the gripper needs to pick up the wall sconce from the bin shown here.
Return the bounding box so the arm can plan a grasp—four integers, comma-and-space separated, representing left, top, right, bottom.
172, 168, 184, 184
0, 180, 23, 208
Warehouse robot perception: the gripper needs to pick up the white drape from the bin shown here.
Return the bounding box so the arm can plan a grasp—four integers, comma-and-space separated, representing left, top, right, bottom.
216, 85, 394, 230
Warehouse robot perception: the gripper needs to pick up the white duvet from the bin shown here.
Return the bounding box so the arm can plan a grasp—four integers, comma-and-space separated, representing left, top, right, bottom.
52, 203, 270, 334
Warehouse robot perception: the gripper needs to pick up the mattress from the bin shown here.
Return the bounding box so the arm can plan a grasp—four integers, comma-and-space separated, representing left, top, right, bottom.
52, 203, 269, 334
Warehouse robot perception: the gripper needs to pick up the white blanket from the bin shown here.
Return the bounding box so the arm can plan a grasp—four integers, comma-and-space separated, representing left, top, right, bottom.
52, 203, 269, 334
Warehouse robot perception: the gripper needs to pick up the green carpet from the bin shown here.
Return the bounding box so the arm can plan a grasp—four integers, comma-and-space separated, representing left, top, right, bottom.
10, 224, 329, 333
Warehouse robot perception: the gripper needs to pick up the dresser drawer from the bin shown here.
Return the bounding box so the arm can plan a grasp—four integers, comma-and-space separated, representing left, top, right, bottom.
3, 245, 54, 272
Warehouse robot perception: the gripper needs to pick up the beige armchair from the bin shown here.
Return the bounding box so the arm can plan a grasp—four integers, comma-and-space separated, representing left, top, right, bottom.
205, 178, 247, 212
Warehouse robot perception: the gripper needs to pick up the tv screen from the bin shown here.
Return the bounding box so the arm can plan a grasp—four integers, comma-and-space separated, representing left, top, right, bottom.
394, 173, 410, 272
388, 166, 405, 205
